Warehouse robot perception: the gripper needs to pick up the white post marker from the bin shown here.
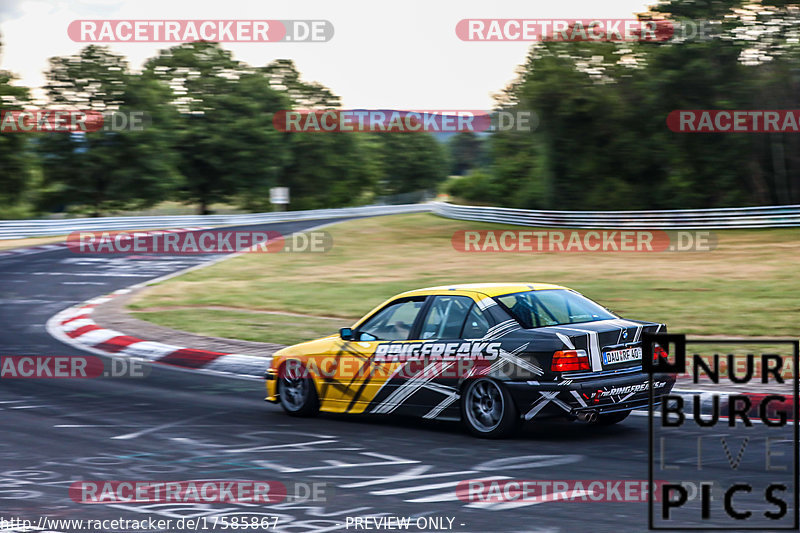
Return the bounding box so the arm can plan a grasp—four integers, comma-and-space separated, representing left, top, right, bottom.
270, 187, 290, 211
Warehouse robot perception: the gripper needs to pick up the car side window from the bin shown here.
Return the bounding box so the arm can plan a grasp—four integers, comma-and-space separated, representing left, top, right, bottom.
419, 296, 474, 340
461, 304, 491, 339
358, 298, 425, 341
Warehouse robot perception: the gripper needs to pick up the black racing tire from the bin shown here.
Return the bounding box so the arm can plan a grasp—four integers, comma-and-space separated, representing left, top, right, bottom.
594, 410, 631, 425
277, 361, 319, 417
460, 378, 519, 438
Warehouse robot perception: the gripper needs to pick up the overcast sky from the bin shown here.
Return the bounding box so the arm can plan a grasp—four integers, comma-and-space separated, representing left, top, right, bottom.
1, 0, 654, 108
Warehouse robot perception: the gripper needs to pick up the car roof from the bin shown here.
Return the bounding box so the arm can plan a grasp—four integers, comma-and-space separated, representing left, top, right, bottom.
395, 282, 570, 299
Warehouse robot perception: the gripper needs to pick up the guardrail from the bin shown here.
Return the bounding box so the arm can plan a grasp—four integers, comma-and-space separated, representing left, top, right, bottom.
0, 204, 431, 239
3, 201, 799, 239
432, 202, 800, 229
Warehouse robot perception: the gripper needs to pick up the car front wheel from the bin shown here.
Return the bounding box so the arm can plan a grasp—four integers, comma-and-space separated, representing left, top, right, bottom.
278, 361, 319, 417
461, 378, 519, 438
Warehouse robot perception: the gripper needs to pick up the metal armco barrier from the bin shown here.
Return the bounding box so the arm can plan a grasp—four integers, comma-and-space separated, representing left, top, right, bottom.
432, 202, 800, 229
3, 201, 799, 239
0, 204, 431, 239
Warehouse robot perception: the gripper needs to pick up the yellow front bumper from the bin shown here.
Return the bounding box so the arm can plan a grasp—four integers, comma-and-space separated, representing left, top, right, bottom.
264, 367, 279, 403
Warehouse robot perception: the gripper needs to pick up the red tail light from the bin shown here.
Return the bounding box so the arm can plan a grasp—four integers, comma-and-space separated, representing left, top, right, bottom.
653, 344, 668, 363
551, 350, 591, 372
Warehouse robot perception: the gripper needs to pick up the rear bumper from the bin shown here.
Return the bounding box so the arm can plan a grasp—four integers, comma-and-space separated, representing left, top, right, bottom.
505, 371, 676, 420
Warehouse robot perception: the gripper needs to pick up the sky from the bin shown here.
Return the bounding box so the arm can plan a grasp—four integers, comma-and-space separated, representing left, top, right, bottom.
0, 0, 655, 108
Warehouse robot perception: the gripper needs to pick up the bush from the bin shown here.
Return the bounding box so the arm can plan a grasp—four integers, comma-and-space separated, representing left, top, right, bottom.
446, 169, 499, 204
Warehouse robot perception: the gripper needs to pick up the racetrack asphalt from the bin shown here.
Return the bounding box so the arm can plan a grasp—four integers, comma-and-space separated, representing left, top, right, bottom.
0, 217, 796, 533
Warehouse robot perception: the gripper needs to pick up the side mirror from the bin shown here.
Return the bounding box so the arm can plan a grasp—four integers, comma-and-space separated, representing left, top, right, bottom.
339, 328, 354, 341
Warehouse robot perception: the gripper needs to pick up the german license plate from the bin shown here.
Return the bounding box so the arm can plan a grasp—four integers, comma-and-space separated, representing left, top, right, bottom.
602, 347, 642, 364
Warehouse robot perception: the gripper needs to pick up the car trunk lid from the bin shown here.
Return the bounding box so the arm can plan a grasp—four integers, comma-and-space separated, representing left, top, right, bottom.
544, 319, 662, 372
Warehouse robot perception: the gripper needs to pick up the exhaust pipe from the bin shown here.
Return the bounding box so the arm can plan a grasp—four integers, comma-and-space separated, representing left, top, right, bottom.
575, 410, 598, 423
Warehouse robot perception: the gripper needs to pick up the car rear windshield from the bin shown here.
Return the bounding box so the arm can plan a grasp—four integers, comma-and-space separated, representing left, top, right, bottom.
495, 289, 616, 328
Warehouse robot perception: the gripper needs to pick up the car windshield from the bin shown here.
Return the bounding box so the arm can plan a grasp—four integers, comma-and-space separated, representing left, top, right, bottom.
495, 289, 616, 328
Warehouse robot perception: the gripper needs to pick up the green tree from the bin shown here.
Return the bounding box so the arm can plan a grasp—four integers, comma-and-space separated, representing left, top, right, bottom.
38, 46, 178, 216
278, 132, 379, 210
262, 59, 340, 108
0, 55, 31, 211
375, 132, 448, 196
261, 59, 380, 209
448, 132, 487, 176
481, 0, 800, 209
146, 42, 289, 214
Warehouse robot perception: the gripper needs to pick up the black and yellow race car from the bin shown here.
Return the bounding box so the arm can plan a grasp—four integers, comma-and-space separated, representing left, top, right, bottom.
265, 283, 675, 437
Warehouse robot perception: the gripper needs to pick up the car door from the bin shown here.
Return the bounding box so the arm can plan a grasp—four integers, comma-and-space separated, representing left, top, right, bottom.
328, 296, 428, 413
400, 295, 492, 415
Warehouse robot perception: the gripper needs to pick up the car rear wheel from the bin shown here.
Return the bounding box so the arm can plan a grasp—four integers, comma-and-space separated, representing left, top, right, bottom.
594, 410, 631, 425
278, 361, 319, 417
461, 378, 518, 438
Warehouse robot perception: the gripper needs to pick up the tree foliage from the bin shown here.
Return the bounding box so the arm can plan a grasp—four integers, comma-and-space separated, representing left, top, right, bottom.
0, 64, 31, 209
14, 1, 800, 217
38, 46, 178, 215
453, 0, 800, 209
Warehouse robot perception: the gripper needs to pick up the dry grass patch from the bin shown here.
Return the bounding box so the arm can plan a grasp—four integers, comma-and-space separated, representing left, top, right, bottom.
130, 214, 800, 343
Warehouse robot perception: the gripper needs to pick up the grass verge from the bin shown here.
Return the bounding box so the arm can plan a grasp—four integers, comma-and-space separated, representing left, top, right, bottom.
129, 213, 800, 345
